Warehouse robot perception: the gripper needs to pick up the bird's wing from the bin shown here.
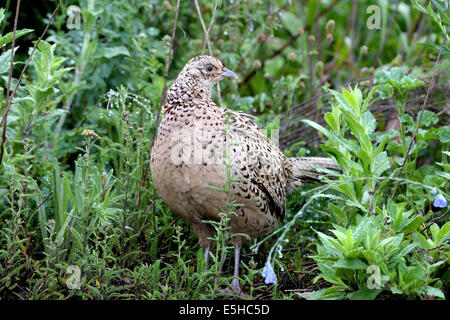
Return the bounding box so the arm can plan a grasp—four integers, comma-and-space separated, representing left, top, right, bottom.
224, 109, 287, 222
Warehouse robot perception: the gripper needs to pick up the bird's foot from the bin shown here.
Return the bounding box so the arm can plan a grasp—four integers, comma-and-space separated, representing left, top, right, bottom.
218, 278, 249, 298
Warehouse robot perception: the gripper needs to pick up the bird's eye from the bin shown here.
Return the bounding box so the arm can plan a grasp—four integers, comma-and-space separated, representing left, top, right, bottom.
206, 65, 213, 72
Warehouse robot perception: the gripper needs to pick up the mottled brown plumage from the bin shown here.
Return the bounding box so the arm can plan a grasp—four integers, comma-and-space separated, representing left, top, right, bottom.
150, 55, 338, 293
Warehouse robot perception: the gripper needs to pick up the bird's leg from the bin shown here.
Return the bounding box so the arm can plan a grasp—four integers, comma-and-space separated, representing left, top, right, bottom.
193, 223, 214, 271
231, 246, 241, 293
204, 246, 210, 269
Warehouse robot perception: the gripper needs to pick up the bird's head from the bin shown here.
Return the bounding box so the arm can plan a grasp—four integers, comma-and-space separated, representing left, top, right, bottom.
177, 55, 238, 91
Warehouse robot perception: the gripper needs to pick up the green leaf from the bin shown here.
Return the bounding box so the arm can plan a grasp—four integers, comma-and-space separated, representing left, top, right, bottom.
343, 89, 360, 115
403, 216, 426, 233
347, 287, 382, 300
329, 89, 354, 114
387, 198, 397, 219
426, 286, 445, 299
324, 112, 340, 134
333, 258, 368, 270
306, 286, 348, 300
375, 84, 394, 99
302, 119, 332, 140
420, 110, 439, 127
437, 222, 450, 243
372, 151, 390, 177
0, 28, 34, 48
412, 232, 433, 249
439, 125, 450, 143
0, 48, 18, 75
97, 46, 131, 59
362, 111, 377, 136
280, 12, 303, 36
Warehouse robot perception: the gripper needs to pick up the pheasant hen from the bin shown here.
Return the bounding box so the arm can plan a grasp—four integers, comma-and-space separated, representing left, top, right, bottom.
150, 55, 338, 293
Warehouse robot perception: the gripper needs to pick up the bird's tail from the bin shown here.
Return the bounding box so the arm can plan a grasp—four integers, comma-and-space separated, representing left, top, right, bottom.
285, 157, 339, 193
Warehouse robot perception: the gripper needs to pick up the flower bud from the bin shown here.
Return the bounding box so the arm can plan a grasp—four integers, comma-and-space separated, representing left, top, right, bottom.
360, 45, 368, 56
287, 52, 296, 62
314, 61, 324, 77
326, 33, 333, 44
325, 19, 335, 34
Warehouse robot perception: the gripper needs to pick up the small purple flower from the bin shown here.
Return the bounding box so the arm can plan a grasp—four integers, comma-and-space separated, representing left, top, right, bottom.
262, 263, 277, 284
433, 194, 448, 208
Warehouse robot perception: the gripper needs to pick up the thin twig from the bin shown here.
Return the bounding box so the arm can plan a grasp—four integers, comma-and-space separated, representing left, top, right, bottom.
417, 241, 449, 252
391, 23, 449, 199
137, 0, 181, 204
202, 0, 219, 54
420, 209, 449, 234
0, 0, 20, 164
25, 191, 53, 223
0, 0, 62, 164
348, 0, 358, 65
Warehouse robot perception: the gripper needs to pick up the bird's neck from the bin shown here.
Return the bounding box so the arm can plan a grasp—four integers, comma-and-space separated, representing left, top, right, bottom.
164, 76, 214, 113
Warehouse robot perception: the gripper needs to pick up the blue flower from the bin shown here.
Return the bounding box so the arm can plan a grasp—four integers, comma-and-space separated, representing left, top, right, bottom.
433, 194, 448, 208
262, 263, 277, 284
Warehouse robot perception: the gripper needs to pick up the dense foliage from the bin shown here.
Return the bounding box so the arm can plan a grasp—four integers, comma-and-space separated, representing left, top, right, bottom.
0, 0, 448, 300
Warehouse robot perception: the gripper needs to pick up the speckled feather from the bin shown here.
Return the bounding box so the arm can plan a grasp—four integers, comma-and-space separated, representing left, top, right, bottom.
150, 56, 338, 249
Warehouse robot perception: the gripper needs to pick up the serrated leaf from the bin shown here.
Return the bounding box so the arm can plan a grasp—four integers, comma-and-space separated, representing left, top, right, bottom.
362, 111, 377, 136
372, 151, 390, 177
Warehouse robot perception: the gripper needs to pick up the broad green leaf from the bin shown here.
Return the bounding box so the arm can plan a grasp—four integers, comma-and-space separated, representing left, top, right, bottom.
302, 119, 332, 140
437, 222, 450, 243
347, 287, 382, 300
306, 286, 348, 300
372, 151, 390, 177
420, 110, 439, 127
403, 216, 426, 233
280, 12, 303, 36
343, 89, 360, 115
0, 28, 34, 48
328, 89, 354, 114
324, 112, 340, 134
333, 258, 368, 270
412, 232, 433, 249
97, 46, 131, 59
439, 125, 450, 143
362, 111, 377, 136
426, 286, 445, 299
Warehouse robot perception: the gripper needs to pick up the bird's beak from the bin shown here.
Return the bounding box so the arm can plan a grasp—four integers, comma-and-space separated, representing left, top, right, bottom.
221, 67, 238, 79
